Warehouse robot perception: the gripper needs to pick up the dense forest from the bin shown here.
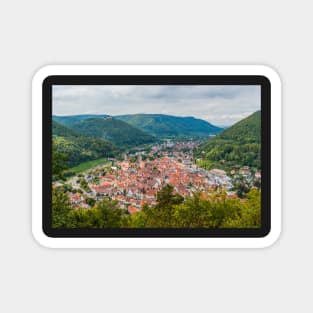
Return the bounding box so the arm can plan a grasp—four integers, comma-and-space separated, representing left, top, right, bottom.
52, 184, 261, 229
52, 121, 118, 176
116, 114, 223, 138
195, 111, 261, 170
53, 114, 109, 127
55, 117, 156, 148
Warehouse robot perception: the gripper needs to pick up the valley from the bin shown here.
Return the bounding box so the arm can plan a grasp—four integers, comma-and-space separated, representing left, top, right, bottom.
52, 111, 261, 228
57, 138, 260, 214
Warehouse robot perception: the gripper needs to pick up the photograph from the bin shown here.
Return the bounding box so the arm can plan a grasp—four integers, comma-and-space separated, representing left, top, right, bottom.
51, 84, 262, 229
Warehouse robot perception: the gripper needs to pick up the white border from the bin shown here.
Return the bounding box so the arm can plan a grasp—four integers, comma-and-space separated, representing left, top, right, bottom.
32, 65, 281, 248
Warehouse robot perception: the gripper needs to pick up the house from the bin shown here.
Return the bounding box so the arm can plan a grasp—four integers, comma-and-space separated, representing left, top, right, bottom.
210, 168, 227, 176
69, 192, 84, 205
128, 206, 139, 214
145, 189, 155, 199
239, 166, 251, 176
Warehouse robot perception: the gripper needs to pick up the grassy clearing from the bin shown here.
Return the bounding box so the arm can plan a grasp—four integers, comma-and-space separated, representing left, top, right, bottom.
68, 158, 110, 174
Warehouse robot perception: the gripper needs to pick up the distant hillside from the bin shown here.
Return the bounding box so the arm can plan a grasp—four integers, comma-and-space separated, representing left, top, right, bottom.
116, 114, 223, 138
52, 121, 118, 168
53, 120, 81, 137
53, 114, 109, 127
53, 113, 223, 139
195, 111, 261, 169
67, 117, 156, 148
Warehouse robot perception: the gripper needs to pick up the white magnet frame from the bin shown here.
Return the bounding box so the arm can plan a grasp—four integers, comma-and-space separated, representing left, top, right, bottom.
32, 65, 281, 248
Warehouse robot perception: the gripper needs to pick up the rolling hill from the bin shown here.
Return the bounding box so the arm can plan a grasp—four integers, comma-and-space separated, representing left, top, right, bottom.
53, 114, 109, 127
52, 121, 118, 168
116, 114, 223, 138
195, 111, 261, 169
66, 117, 157, 148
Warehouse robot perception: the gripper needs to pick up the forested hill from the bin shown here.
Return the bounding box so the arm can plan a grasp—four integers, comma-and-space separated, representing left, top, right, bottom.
195, 111, 261, 169
53, 120, 82, 137
67, 117, 156, 148
116, 114, 223, 138
52, 121, 118, 168
53, 114, 109, 127
218, 111, 261, 143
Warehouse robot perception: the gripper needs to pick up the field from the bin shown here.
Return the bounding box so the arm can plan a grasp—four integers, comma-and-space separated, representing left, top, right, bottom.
67, 158, 109, 174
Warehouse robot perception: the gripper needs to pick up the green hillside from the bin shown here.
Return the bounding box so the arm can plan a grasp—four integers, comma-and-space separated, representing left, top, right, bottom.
53, 114, 109, 127
116, 114, 223, 138
53, 120, 81, 137
68, 117, 156, 148
195, 111, 261, 170
52, 121, 118, 169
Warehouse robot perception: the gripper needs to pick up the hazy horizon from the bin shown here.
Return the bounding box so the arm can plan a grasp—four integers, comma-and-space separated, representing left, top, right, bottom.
52, 85, 261, 126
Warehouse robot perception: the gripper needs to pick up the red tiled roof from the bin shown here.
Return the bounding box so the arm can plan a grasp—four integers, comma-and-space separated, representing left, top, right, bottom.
128, 206, 138, 214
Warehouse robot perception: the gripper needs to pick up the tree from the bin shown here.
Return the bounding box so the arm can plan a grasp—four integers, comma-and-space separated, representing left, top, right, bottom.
52, 147, 68, 180
128, 188, 261, 229
92, 199, 123, 227
254, 178, 261, 189
126, 210, 148, 228
173, 191, 240, 228
221, 189, 261, 228
146, 184, 184, 227
86, 197, 96, 207
155, 184, 184, 210
66, 199, 123, 228
52, 187, 72, 228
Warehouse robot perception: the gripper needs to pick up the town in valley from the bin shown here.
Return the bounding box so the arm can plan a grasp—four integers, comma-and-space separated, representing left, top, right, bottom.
55, 140, 261, 214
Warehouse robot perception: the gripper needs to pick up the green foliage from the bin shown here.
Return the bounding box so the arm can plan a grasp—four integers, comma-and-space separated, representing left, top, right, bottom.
233, 175, 252, 198
172, 191, 239, 228
221, 189, 261, 228
78, 178, 91, 192
86, 198, 96, 207
116, 114, 223, 138
62, 184, 73, 192
195, 159, 214, 170
52, 146, 68, 180
53, 195, 123, 228
195, 111, 261, 169
133, 184, 184, 227
52, 187, 261, 229
53, 114, 109, 127
68, 158, 109, 175
67, 199, 123, 228
124, 210, 148, 228
156, 184, 184, 209
64, 117, 156, 148
120, 185, 261, 229
126, 186, 261, 228
92, 176, 100, 185
52, 121, 118, 169
52, 187, 72, 228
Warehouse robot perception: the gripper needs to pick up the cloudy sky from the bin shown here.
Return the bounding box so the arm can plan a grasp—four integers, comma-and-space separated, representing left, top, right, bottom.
52, 85, 260, 126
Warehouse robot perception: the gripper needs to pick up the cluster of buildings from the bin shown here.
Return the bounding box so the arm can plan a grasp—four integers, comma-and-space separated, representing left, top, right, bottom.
229, 165, 261, 186
62, 141, 260, 214
66, 152, 234, 214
